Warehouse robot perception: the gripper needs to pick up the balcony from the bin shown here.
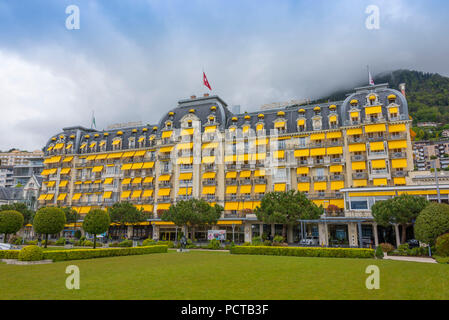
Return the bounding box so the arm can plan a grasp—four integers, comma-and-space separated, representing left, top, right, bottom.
225, 179, 238, 185
388, 133, 407, 140
391, 170, 407, 177
330, 157, 342, 163
330, 175, 344, 181
297, 176, 311, 182
348, 136, 366, 144
176, 196, 193, 202
225, 195, 239, 201
158, 182, 172, 188
390, 152, 407, 159
367, 151, 388, 159
313, 176, 327, 182
308, 192, 343, 199
254, 178, 267, 184
239, 179, 252, 185
367, 135, 385, 142
201, 196, 216, 202
157, 197, 172, 204
202, 180, 217, 186
313, 158, 325, 165
351, 155, 366, 162
158, 154, 171, 161
297, 159, 308, 166
202, 164, 216, 172
352, 172, 368, 179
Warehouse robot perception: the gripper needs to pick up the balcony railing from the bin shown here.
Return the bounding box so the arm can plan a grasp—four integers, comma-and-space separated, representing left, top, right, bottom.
351, 155, 366, 161
391, 170, 407, 177
390, 152, 407, 159
352, 172, 368, 179
202, 180, 217, 186
313, 176, 327, 182
330, 175, 344, 181
297, 176, 310, 182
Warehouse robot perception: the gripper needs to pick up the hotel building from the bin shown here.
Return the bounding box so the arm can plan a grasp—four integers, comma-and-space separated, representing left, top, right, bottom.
39, 83, 448, 247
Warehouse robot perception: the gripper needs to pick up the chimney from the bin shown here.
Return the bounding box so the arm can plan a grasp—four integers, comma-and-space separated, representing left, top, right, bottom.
203, 93, 209, 97
190, 95, 197, 99
399, 83, 406, 97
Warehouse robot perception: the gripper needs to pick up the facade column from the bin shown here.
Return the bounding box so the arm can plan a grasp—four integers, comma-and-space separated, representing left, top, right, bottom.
318, 223, 328, 246
394, 224, 401, 248
271, 224, 275, 238
348, 223, 358, 247
244, 222, 251, 243
153, 225, 160, 241
127, 226, 133, 239
373, 223, 379, 247
287, 225, 293, 243
259, 224, 263, 238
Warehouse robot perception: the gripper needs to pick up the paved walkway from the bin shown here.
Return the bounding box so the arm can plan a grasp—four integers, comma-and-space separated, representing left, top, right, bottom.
383, 255, 437, 263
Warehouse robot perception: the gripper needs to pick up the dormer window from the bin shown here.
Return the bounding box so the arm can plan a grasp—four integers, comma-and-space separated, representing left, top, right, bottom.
297, 119, 305, 132
112, 138, 122, 151
99, 140, 106, 152
368, 94, 377, 105
128, 137, 136, 149
329, 115, 338, 129
350, 111, 359, 124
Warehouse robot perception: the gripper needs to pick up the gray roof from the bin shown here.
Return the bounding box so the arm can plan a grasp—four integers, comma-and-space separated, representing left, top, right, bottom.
0, 187, 24, 201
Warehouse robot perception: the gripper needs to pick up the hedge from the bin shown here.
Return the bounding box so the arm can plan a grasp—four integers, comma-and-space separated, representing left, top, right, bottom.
230, 246, 375, 258
0, 245, 167, 262
42, 245, 168, 262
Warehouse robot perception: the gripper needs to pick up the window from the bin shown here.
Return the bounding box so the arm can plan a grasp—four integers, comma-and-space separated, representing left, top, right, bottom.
128, 138, 136, 149
350, 200, 368, 210
298, 137, 306, 147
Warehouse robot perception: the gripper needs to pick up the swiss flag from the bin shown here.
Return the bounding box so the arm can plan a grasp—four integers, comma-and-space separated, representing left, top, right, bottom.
203, 72, 212, 90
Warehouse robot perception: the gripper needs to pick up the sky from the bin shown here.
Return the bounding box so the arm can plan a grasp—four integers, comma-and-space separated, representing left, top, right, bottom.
0, 0, 448, 151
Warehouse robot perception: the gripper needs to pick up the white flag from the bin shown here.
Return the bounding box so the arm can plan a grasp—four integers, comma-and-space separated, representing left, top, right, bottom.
369, 71, 374, 86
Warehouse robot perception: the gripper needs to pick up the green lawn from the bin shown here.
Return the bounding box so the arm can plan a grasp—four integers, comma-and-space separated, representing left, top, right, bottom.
1, 251, 448, 299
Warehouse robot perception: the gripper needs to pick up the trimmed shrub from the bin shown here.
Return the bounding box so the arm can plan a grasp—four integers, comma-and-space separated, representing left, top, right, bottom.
251, 236, 263, 246
18, 245, 44, 261
263, 240, 272, 246
375, 246, 384, 259
0, 210, 24, 242
415, 202, 449, 245
0, 249, 20, 259
118, 240, 133, 247
82, 240, 94, 247
25, 240, 38, 245
379, 243, 395, 253
55, 237, 66, 246
158, 240, 174, 248
207, 239, 221, 250
142, 238, 156, 246
273, 235, 284, 245
230, 246, 375, 259
436, 233, 449, 257
42, 245, 168, 262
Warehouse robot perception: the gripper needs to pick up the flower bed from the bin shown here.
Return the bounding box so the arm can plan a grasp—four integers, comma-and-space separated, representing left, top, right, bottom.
230, 246, 375, 259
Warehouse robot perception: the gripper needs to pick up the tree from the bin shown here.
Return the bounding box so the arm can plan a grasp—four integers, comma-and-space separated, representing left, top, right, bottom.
371, 194, 429, 244
109, 202, 147, 225
162, 199, 222, 240
415, 202, 449, 245
82, 209, 110, 249
254, 190, 323, 239
0, 210, 24, 243
0, 203, 33, 226
33, 207, 66, 248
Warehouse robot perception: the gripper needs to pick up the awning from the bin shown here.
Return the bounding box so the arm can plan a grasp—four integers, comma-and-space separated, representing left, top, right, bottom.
122, 151, 135, 158
217, 220, 243, 225
365, 123, 386, 133
388, 140, 407, 149
104, 178, 113, 185
122, 178, 131, 185
47, 181, 55, 187
179, 172, 192, 180
226, 172, 237, 179
142, 162, 154, 169
346, 128, 362, 135
327, 146, 343, 155
162, 131, 173, 138
131, 163, 143, 170
313, 182, 327, 191
53, 143, 64, 150
310, 133, 325, 140
96, 154, 107, 160
202, 172, 216, 179
389, 107, 398, 113
294, 149, 309, 157
329, 165, 343, 173
251, 153, 266, 161
158, 175, 171, 181
107, 153, 122, 159
237, 154, 250, 162
204, 126, 216, 133
353, 179, 367, 187
352, 161, 366, 170
392, 159, 407, 168
370, 141, 384, 151
310, 148, 326, 156
131, 190, 142, 198
273, 150, 285, 159
121, 163, 132, 170
72, 193, 82, 200
274, 121, 286, 128
254, 185, 266, 193
372, 159, 386, 169
157, 203, 171, 210
59, 180, 68, 187
132, 177, 142, 184
112, 140, 121, 146
330, 181, 344, 190
327, 131, 342, 139
329, 115, 337, 122
255, 138, 268, 146
92, 166, 103, 173
177, 142, 193, 150
297, 119, 305, 126
256, 124, 264, 131
45, 194, 54, 201
202, 156, 215, 164
224, 202, 239, 211
143, 177, 154, 183
121, 191, 131, 198
350, 111, 359, 118
103, 191, 112, 199
159, 146, 173, 153
181, 128, 194, 136
157, 188, 171, 196
38, 194, 47, 201
239, 185, 252, 194
254, 169, 265, 177
142, 190, 153, 197
365, 106, 382, 115
226, 186, 237, 194
394, 177, 406, 185
177, 156, 193, 164
63, 156, 73, 163
202, 142, 218, 149
178, 187, 192, 195
348, 143, 366, 152
389, 124, 406, 133
202, 186, 216, 194
373, 178, 387, 186
240, 171, 251, 178
60, 168, 71, 175
297, 183, 310, 192
297, 167, 309, 174
224, 155, 236, 163
274, 183, 286, 192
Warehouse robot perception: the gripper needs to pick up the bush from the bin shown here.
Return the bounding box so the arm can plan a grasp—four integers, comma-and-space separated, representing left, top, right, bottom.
415, 202, 449, 245
82, 240, 94, 247
436, 233, 449, 257
241, 242, 251, 246
263, 240, 272, 246
157, 240, 174, 248
379, 243, 395, 253
397, 244, 410, 255
230, 246, 375, 259
18, 245, 44, 261
207, 239, 221, 250
0, 249, 20, 259
42, 245, 168, 262
375, 246, 384, 259
25, 240, 38, 245
273, 235, 284, 245
142, 238, 157, 246
251, 236, 263, 246
42, 240, 55, 246
55, 237, 66, 246
74, 230, 82, 239
118, 240, 133, 247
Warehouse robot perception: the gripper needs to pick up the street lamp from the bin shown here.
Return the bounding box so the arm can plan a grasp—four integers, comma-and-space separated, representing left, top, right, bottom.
322, 200, 329, 247
432, 160, 441, 203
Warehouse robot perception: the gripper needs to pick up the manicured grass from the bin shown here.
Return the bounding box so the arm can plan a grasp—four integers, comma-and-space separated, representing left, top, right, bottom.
1, 251, 448, 299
